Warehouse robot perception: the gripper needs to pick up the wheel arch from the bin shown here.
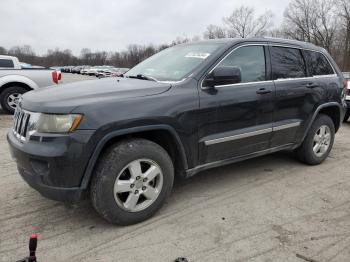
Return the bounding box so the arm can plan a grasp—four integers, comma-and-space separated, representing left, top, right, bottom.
80, 125, 188, 189
0, 81, 33, 97
302, 102, 343, 142
0, 75, 38, 96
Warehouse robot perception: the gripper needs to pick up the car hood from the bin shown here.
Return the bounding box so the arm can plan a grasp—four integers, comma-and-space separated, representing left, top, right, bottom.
21, 77, 172, 113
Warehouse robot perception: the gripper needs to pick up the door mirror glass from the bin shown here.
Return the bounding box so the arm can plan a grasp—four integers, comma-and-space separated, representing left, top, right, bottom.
203, 66, 242, 88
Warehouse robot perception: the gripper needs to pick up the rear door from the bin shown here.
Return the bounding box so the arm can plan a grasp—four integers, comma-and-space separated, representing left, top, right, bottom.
302, 49, 338, 99
270, 45, 318, 147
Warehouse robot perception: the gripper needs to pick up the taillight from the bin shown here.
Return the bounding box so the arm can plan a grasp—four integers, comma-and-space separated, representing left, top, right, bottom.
52, 71, 58, 84
58, 71, 62, 81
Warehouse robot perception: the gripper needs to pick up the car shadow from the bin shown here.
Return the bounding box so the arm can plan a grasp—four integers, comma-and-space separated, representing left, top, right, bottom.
0, 107, 9, 115
53, 151, 299, 228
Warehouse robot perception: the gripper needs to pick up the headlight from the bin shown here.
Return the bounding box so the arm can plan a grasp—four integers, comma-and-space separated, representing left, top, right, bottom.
28, 113, 82, 134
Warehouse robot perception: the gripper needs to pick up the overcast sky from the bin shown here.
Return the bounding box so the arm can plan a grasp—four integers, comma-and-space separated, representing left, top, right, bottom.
0, 0, 291, 55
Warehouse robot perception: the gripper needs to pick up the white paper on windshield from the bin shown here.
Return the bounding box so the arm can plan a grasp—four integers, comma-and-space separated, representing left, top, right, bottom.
185, 52, 210, 59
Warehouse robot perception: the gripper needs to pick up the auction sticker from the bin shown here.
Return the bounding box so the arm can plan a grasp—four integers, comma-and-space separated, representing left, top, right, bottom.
185, 52, 210, 59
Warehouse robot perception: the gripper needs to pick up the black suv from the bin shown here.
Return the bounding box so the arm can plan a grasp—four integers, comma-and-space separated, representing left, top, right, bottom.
7, 38, 347, 225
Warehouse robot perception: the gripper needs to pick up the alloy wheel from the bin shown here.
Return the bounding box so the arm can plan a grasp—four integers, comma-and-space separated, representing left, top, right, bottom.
113, 159, 163, 212
7, 93, 21, 110
313, 125, 331, 157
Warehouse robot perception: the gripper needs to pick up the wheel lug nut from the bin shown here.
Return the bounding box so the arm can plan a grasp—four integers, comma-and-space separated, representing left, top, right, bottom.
142, 186, 146, 190
130, 184, 134, 188
136, 176, 140, 180
135, 190, 139, 194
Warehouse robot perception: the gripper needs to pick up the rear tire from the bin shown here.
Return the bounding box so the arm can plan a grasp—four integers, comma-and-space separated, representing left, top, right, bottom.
295, 114, 335, 165
344, 110, 350, 122
0, 86, 27, 114
91, 138, 174, 225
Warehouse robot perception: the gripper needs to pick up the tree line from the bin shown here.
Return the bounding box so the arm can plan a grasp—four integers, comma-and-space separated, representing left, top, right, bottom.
1, 0, 349, 71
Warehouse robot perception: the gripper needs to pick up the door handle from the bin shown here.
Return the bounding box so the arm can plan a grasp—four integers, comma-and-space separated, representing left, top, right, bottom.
256, 88, 272, 94
306, 82, 319, 88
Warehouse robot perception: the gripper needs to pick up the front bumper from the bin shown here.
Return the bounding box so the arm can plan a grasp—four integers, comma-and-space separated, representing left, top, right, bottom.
17, 166, 84, 202
7, 129, 95, 203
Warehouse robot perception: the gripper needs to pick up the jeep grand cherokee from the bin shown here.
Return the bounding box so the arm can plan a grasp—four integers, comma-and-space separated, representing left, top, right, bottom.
7, 38, 347, 225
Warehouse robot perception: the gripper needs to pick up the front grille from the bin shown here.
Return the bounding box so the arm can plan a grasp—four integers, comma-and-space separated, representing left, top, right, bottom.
13, 107, 31, 142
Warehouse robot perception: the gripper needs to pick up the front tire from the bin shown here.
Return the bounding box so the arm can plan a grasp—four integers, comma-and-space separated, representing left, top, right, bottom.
91, 138, 174, 225
0, 86, 27, 114
295, 114, 335, 165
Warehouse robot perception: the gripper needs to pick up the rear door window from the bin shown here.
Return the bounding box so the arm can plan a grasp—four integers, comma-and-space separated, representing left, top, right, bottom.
0, 59, 14, 68
303, 50, 334, 76
271, 46, 306, 80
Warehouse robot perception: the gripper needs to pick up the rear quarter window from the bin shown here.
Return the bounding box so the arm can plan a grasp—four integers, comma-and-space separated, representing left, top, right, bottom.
271, 46, 306, 80
0, 59, 14, 68
303, 50, 334, 76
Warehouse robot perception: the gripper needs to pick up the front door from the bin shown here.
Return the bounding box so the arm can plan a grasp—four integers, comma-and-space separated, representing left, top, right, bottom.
198, 44, 274, 164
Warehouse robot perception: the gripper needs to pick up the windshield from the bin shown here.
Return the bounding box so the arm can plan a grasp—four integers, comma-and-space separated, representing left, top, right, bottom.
125, 43, 223, 82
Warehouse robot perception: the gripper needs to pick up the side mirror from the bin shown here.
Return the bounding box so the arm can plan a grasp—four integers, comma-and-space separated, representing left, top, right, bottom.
203, 66, 242, 88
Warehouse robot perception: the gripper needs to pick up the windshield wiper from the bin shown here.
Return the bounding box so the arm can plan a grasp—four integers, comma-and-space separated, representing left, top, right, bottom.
126, 74, 158, 82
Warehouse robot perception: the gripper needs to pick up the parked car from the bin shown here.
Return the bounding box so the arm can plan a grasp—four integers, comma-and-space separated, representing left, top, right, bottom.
343, 72, 350, 122
111, 68, 129, 77
85, 66, 100, 76
71, 66, 84, 74
80, 66, 91, 75
96, 67, 126, 78
50, 66, 64, 72
0, 55, 62, 114
7, 38, 346, 225
61, 66, 73, 73
86, 66, 113, 76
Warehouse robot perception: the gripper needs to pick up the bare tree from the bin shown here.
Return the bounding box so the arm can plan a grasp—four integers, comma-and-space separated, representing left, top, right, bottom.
223, 6, 274, 38
45, 48, 77, 67
203, 24, 226, 39
7, 45, 36, 64
283, 0, 338, 52
337, 0, 350, 70
0, 46, 7, 55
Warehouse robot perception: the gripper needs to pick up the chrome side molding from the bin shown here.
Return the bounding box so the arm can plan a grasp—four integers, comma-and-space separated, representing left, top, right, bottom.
204, 121, 301, 146
204, 128, 272, 146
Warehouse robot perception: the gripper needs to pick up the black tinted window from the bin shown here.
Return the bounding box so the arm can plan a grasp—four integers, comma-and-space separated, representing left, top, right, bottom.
271, 47, 306, 79
0, 59, 14, 68
304, 50, 334, 76
218, 46, 266, 83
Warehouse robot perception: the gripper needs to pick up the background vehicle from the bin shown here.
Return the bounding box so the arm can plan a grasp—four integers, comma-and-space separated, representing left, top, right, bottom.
0, 55, 62, 114
62, 66, 74, 73
50, 66, 64, 72
86, 66, 112, 76
111, 68, 129, 77
343, 72, 350, 122
71, 66, 84, 74
7, 38, 346, 225
22, 63, 45, 69
96, 67, 129, 78
80, 66, 91, 75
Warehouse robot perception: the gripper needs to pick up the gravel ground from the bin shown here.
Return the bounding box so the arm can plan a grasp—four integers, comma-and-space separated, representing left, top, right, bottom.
0, 75, 350, 261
